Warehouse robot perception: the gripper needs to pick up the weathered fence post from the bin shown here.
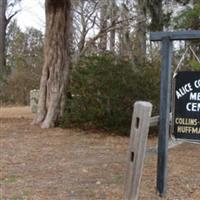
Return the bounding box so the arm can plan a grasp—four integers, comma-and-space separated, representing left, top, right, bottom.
124, 101, 152, 200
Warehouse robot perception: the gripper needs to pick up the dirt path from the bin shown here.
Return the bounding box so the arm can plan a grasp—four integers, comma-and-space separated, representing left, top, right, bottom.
0, 107, 200, 200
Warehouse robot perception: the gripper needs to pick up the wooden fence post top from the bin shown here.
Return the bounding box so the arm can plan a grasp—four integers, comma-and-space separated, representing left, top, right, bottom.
134, 101, 152, 108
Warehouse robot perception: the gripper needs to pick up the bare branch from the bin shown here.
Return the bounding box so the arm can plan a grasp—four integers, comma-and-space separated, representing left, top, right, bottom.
6, 10, 20, 26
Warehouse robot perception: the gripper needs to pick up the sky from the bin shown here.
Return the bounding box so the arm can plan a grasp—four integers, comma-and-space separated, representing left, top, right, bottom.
14, 0, 45, 32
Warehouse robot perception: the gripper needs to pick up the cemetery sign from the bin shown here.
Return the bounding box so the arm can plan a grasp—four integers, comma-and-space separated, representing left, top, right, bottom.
174, 71, 200, 140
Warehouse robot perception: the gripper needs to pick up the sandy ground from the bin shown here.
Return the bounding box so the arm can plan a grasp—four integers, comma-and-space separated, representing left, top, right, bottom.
0, 107, 200, 200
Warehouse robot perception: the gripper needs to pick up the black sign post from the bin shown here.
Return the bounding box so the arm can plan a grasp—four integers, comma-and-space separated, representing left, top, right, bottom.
150, 30, 200, 197
174, 71, 200, 140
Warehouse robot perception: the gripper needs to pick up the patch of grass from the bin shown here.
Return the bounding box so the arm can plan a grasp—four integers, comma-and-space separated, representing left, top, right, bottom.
112, 175, 123, 184
10, 196, 23, 200
23, 191, 30, 196
0, 175, 18, 185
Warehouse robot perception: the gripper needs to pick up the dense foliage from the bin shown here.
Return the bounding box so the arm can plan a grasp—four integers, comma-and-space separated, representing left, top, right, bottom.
174, 2, 200, 30
61, 54, 160, 134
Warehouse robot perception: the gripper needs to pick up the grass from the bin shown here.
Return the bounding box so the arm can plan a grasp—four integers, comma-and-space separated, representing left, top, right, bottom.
10, 196, 23, 200
0, 175, 18, 185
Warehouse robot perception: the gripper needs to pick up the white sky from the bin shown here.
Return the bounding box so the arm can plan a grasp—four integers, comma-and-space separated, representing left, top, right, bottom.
14, 0, 45, 32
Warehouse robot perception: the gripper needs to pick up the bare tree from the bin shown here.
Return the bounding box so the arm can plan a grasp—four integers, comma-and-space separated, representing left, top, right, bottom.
0, 0, 7, 75
72, 0, 136, 60
71, 0, 164, 64
109, 0, 117, 52
119, 3, 132, 58
98, 0, 108, 51
72, 0, 99, 60
134, 0, 147, 64
0, 0, 21, 76
33, 0, 71, 128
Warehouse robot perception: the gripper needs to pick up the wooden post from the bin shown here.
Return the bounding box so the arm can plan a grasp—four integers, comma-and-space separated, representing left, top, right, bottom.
124, 101, 152, 200
156, 37, 172, 197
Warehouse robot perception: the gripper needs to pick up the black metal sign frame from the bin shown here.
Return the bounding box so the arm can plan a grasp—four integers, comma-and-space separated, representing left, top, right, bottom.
150, 30, 200, 197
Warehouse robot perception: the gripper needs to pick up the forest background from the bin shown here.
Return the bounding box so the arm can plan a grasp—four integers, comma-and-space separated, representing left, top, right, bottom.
0, 0, 200, 133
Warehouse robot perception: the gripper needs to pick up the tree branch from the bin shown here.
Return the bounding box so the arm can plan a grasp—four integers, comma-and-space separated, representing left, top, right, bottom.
6, 10, 20, 27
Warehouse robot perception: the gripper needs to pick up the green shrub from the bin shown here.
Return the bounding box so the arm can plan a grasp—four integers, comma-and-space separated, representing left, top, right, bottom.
61, 53, 160, 134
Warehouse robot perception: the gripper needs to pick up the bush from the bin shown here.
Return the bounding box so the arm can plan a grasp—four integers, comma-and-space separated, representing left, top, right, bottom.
61, 53, 160, 134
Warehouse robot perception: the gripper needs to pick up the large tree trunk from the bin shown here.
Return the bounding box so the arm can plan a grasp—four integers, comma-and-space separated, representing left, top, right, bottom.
33, 0, 71, 128
0, 0, 7, 76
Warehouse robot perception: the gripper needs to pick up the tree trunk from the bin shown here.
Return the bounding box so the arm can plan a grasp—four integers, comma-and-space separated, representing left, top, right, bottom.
118, 28, 124, 57
119, 4, 131, 59
134, 0, 147, 64
109, 0, 116, 52
110, 28, 115, 52
99, 1, 108, 51
33, 0, 71, 128
0, 0, 7, 76
148, 0, 163, 31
